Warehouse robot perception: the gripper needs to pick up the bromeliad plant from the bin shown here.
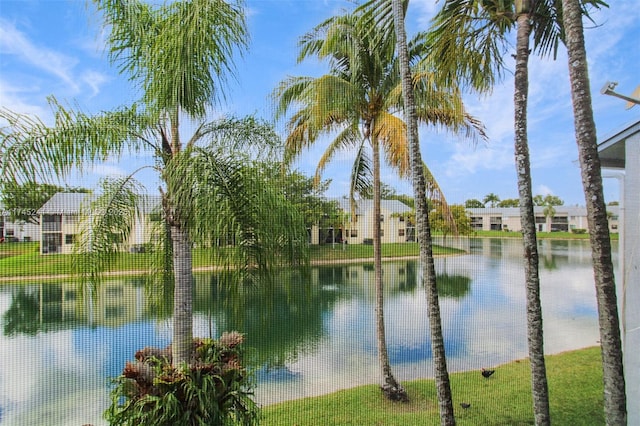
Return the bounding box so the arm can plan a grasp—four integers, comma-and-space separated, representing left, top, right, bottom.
105, 331, 259, 426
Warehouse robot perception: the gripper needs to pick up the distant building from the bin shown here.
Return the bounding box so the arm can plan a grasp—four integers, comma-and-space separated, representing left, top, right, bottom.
465, 205, 619, 233
38, 192, 162, 255
0, 202, 40, 242
308, 198, 414, 245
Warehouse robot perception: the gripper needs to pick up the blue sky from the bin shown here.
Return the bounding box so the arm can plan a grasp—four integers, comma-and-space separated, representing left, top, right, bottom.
1, 0, 638, 206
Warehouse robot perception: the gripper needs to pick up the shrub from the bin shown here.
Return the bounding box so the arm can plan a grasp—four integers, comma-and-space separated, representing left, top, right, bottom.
571, 228, 587, 234
105, 332, 259, 425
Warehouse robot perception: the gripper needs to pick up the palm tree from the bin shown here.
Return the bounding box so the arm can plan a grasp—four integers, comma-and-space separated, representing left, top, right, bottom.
483, 193, 501, 208
0, 0, 308, 368
274, 11, 483, 402
428, 2, 608, 423
561, 0, 626, 423
426, 1, 572, 422
511, 5, 552, 422
389, 0, 456, 422
543, 204, 556, 231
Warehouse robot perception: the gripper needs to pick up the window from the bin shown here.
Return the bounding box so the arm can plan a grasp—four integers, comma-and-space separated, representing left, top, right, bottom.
65, 234, 76, 244
350, 230, 358, 237
399, 216, 405, 222
379, 215, 384, 222
398, 229, 405, 237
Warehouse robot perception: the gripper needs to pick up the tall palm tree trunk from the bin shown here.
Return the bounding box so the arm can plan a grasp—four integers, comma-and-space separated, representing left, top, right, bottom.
171, 224, 194, 366
513, 10, 551, 425
391, 0, 454, 422
372, 135, 407, 401
561, 1, 626, 424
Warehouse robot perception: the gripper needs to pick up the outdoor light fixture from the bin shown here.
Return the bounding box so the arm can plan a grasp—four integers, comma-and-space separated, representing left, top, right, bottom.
600, 81, 640, 109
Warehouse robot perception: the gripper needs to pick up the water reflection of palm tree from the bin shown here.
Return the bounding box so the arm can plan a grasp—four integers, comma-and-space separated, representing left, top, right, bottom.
436, 274, 471, 298
193, 269, 344, 368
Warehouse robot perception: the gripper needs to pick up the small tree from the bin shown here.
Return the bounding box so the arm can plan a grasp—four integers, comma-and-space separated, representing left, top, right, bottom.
465, 198, 485, 208
430, 204, 471, 240
105, 332, 259, 426
497, 198, 520, 208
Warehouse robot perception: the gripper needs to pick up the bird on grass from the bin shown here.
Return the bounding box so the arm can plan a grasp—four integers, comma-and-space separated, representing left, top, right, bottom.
460, 402, 471, 409
481, 368, 495, 378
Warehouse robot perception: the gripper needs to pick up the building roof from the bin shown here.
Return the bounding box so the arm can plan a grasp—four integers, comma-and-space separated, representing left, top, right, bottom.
38, 192, 162, 215
38, 192, 89, 214
598, 119, 640, 169
330, 197, 412, 215
466, 205, 618, 216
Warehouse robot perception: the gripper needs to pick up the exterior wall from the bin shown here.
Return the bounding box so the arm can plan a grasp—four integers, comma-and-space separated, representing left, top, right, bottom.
599, 119, 639, 425
310, 200, 412, 245
1, 219, 40, 242
41, 213, 81, 254
38, 193, 161, 255
467, 207, 616, 233
380, 207, 409, 244
622, 131, 639, 426
41, 212, 156, 255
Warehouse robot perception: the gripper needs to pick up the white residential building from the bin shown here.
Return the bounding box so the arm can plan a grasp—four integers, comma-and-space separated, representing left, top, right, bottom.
466, 205, 618, 233
38, 192, 162, 255
598, 118, 639, 425
0, 202, 40, 242
308, 198, 414, 245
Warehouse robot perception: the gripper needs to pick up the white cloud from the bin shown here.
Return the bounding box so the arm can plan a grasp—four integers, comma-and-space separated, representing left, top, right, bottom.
81, 70, 110, 97
0, 18, 80, 93
87, 163, 128, 179
410, 0, 439, 28
535, 184, 554, 196
0, 79, 52, 121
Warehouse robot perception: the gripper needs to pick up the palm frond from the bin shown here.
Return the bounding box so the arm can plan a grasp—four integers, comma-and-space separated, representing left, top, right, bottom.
422, 164, 457, 235
73, 175, 146, 286
188, 115, 282, 159
314, 124, 361, 186
0, 98, 150, 183
164, 147, 308, 288
374, 111, 409, 177
424, 0, 512, 92
95, 0, 249, 118
350, 143, 373, 200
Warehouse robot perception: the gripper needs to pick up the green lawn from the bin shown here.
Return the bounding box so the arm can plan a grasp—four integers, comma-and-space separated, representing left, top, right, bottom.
261, 346, 604, 425
0, 241, 459, 279
469, 230, 619, 240
0, 230, 615, 279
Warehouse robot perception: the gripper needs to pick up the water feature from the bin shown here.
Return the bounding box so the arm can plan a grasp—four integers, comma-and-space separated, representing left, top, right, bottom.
0, 238, 612, 425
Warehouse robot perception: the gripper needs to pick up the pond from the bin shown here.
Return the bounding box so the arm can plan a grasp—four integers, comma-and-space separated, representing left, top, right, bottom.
0, 238, 613, 425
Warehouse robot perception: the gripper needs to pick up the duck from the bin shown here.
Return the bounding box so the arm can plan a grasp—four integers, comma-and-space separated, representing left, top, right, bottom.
481, 368, 496, 378
460, 402, 471, 409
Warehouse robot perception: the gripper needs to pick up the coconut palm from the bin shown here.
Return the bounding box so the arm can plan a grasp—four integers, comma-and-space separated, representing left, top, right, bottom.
561, 0, 626, 423
427, 1, 601, 422
355, 0, 461, 421
388, 0, 456, 421
274, 10, 483, 402
483, 192, 501, 208
0, 0, 308, 370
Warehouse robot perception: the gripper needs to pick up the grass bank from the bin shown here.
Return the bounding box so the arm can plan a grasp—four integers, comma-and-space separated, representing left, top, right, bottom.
261, 346, 604, 425
469, 230, 619, 240
0, 230, 615, 279
0, 242, 459, 279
